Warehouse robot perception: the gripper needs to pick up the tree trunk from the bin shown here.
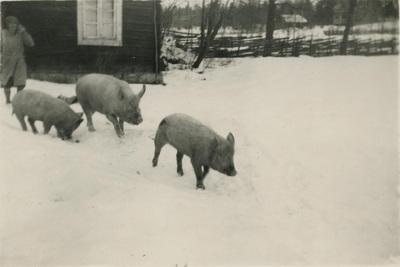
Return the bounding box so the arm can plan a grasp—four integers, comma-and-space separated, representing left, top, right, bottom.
263, 0, 276, 57
340, 0, 358, 55
192, 0, 225, 69
199, 0, 206, 49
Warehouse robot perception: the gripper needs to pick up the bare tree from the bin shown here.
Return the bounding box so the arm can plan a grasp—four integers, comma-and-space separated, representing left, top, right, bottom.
263, 0, 276, 57
161, 1, 178, 38
192, 0, 229, 69
340, 0, 358, 55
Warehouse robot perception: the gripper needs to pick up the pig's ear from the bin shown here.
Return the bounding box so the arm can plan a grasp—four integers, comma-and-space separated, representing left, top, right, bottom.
227, 133, 235, 145
138, 84, 146, 99
77, 112, 84, 119
75, 118, 84, 128
118, 87, 124, 100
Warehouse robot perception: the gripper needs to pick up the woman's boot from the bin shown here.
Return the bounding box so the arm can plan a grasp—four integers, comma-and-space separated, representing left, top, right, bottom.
4, 87, 11, 104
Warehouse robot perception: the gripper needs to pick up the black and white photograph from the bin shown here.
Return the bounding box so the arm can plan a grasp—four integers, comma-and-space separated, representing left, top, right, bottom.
0, 0, 399, 265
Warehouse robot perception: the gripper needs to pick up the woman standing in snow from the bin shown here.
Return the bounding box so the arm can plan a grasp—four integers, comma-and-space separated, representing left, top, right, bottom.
1, 16, 34, 104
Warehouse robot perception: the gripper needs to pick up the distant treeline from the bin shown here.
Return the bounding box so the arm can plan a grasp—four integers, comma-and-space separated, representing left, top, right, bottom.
162, 0, 399, 32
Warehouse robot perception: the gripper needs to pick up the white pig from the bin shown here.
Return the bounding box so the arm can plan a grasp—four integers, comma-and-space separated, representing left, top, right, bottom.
75, 74, 145, 137
152, 113, 237, 190
12, 90, 84, 140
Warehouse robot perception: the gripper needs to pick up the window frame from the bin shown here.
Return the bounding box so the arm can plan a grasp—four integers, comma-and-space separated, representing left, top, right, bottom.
77, 0, 123, 46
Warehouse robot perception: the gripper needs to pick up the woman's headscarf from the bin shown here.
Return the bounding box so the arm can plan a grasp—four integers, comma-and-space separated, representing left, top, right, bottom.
5, 16, 19, 26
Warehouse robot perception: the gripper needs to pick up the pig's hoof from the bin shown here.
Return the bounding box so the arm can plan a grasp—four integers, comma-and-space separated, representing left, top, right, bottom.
88, 127, 96, 132
196, 184, 205, 190
75, 140, 80, 143
177, 170, 184, 176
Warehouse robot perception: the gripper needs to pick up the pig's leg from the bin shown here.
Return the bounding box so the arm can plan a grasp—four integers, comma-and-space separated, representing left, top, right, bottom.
191, 160, 205, 190
80, 103, 95, 132
152, 142, 166, 167
106, 114, 124, 137
84, 109, 96, 132
176, 152, 184, 176
202, 166, 210, 179
118, 118, 124, 134
27, 118, 38, 134
43, 121, 52, 134
152, 136, 166, 167
16, 114, 27, 131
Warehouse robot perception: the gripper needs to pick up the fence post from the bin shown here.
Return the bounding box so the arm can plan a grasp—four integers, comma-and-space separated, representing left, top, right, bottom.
391, 37, 396, 54
328, 38, 332, 56
284, 38, 288, 56
292, 38, 301, 57
190, 30, 193, 52
237, 37, 241, 57
354, 39, 358, 55
256, 38, 262, 56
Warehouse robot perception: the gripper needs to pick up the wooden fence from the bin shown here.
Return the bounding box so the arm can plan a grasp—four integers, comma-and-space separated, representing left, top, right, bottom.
169, 30, 398, 58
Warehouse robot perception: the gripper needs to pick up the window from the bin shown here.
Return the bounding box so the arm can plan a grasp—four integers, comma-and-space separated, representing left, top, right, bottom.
77, 0, 122, 46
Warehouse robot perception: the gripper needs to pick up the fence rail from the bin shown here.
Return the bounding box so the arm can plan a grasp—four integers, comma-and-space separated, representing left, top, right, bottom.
169, 30, 398, 58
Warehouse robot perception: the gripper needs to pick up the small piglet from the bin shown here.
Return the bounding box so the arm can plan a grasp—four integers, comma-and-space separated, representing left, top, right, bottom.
76, 74, 145, 137
152, 113, 237, 190
12, 90, 84, 140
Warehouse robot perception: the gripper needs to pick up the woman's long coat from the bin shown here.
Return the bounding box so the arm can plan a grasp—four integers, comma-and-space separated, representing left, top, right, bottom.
1, 29, 34, 87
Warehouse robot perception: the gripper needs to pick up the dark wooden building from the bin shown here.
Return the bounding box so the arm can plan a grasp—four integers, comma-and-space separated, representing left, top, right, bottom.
1, 0, 163, 84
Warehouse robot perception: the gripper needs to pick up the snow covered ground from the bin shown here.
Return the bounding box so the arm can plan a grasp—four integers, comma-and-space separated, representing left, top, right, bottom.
0, 55, 399, 266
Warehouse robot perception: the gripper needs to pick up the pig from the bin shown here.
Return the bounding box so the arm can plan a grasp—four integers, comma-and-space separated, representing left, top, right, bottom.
11, 90, 84, 140
75, 74, 146, 137
152, 113, 237, 190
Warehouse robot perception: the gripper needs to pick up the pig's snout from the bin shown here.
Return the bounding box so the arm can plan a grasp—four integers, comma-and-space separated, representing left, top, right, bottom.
133, 116, 143, 125
227, 167, 237, 177
128, 114, 143, 125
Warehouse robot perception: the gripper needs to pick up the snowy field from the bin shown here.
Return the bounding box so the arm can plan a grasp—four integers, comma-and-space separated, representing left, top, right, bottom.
0, 56, 399, 266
